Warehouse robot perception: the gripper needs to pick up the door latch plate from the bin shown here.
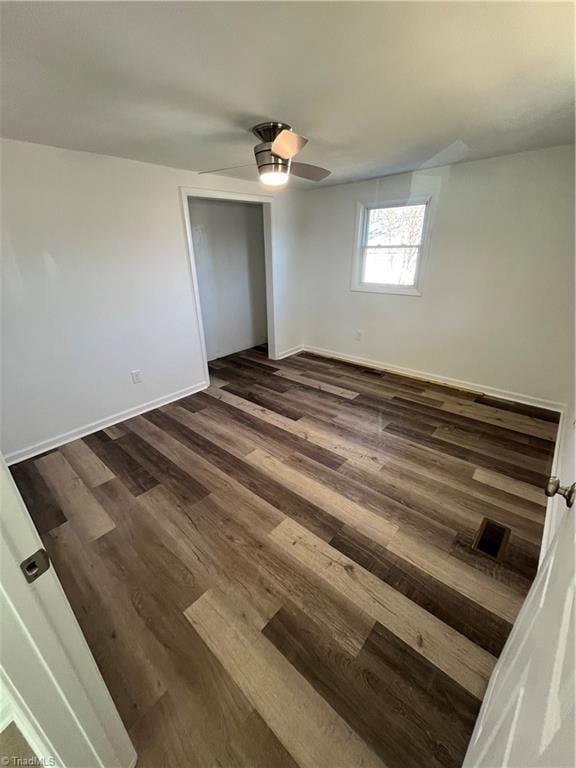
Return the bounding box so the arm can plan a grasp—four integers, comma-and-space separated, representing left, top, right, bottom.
20, 548, 51, 583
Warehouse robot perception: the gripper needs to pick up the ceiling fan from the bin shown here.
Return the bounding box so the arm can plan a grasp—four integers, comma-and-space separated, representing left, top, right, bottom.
199, 121, 331, 187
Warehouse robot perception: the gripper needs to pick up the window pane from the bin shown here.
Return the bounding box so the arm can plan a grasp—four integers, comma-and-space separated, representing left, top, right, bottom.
362, 247, 419, 285
366, 204, 426, 246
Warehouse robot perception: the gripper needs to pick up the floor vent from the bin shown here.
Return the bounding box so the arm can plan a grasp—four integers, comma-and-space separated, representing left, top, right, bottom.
473, 518, 511, 560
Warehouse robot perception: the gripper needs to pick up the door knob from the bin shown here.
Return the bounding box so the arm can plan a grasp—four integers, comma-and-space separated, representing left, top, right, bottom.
545, 476, 576, 508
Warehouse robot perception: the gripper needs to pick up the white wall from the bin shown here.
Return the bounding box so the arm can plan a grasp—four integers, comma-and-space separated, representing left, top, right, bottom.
2, 140, 573, 462
189, 197, 267, 360
274, 189, 304, 355
298, 145, 574, 406
0, 139, 299, 461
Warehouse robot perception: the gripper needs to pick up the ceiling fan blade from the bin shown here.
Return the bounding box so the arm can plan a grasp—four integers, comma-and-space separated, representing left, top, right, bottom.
290, 162, 331, 181
271, 130, 308, 160
198, 164, 254, 175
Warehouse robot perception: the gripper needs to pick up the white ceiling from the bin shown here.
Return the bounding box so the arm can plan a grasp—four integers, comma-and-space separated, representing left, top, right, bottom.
1, 1, 574, 186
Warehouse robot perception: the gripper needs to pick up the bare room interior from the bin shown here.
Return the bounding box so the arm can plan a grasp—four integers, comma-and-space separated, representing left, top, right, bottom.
0, 2, 574, 768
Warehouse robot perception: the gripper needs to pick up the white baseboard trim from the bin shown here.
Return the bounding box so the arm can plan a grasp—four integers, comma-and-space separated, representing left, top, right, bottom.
301, 344, 565, 413
5, 345, 565, 464
0, 673, 60, 767
4, 380, 209, 466
0, 698, 13, 733
273, 344, 305, 360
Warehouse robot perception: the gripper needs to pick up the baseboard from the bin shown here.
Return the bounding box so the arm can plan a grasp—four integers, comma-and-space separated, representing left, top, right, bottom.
4, 380, 209, 465
273, 344, 305, 360
301, 344, 565, 414
0, 673, 60, 767
0, 698, 13, 733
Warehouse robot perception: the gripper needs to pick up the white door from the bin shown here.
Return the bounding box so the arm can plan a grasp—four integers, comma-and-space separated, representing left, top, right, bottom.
0, 456, 136, 768
464, 417, 575, 767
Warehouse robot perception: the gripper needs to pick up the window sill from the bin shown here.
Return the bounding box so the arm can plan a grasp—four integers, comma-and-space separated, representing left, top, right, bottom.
350, 283, 422, 297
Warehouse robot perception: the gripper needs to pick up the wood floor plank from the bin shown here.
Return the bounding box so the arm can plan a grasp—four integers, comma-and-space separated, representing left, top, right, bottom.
474, 394, 560, 423
193, 391, 386, 471
128, 640, 253, 768
433, 425, 550, 473
247, 449, 398, 549
214, 356, 282, 377
203, 384, 304, 429
210, 710, 300, 768
273, 368, 359, 399
389, 396, 555, 450
103, 424, 129, 439
200, 387, 345, 469
115, 430, 210, 505
145, 410, 344, 542
191, 401, 295, 461
125, 414, 339, 541
374, 454, 546, 521
217, 362, 295, 393
330, 525, 511, 656
385, 422, 548, 487
236, 351, 282, 370
9, 460, 66, 534
281, 386, 346, 421
92, 478, 203, 612
473, 467, 548, 505
263, 603, 480, 768
341, 458, 543, 547
387, 530, 525, 624
36, 451, 115, 541
346, 394, 447, 435
44, 521, 168, 729
194, 493, 374, 655
84, 431, 159, 495
439, 399, 557, 440
432, 422, 552, 461
184, 589, 385, 768
286, 363, 432, 402
282, 451, 457, 549
449, 532, 535, 593
222, 382, 306, 420
209, 374, 229, 388
269, 517, 496, 699
60, 439, 115, 487
311, 414, 478, 482
163, 404, 256, 458
297, 353, 479, 401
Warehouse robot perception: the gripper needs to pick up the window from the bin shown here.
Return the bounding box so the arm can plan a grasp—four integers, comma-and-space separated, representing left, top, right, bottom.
352, 199, 430, 295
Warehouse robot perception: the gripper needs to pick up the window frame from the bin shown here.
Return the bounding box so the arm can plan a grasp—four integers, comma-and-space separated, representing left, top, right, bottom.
351, 196, 432, 296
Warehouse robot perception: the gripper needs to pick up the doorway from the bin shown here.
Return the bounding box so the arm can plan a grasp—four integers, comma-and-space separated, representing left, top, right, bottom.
188, 197, 268, 362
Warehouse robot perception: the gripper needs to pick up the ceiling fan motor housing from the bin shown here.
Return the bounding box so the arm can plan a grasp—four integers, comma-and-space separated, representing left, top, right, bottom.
252, 121, 293, 176
254, 143, 292, 175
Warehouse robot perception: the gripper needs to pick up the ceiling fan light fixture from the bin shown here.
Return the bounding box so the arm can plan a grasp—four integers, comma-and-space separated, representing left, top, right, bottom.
199, 122, 331, 184
259, 169, 289, 187
254, 140, 291, 187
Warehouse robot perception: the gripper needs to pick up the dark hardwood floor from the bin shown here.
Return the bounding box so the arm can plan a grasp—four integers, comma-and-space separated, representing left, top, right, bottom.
10, 347, 558, 767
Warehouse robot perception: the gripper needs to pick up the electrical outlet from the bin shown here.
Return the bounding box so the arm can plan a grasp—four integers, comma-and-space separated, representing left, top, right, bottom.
131, 369, 143, 384
354, 330, 362, 341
